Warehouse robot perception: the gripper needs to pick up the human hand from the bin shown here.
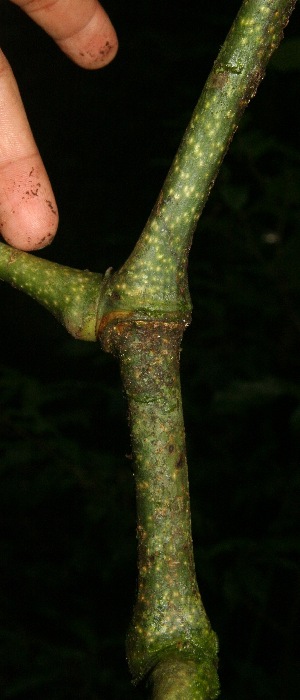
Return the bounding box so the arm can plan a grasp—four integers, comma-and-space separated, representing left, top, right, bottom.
0, 0, 118, 251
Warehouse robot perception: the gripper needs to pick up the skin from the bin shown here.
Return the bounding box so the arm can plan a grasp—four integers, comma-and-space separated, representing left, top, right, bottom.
0, 0, 118, 251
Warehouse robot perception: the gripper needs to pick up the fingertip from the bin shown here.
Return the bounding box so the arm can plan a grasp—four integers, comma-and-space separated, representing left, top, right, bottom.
1, 204, 58, 251
0, 173, 59, 251
0, 55, 60, 252
13, 0, 119, 71
58, 13, 119, 69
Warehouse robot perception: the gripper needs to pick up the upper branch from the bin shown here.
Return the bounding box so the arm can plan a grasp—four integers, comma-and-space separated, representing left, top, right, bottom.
107, 0, 296, 315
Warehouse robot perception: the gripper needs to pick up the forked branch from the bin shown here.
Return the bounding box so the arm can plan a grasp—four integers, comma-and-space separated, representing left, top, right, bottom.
0, 2, 296, 698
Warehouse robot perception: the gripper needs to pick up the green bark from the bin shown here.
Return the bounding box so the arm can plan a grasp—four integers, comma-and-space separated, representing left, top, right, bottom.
150, 657, 218, 700
0, 244, 104, 341
0, 1, 297, 698
100, 320, 219, 697
108, 0, 296, 316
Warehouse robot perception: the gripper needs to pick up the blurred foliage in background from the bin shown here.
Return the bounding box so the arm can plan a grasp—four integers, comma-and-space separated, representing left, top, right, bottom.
0, 1, 299, 697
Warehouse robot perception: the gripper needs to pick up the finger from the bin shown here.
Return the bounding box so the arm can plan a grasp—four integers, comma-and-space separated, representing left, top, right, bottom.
11, 0, 118, 69
0, 50, 58, 251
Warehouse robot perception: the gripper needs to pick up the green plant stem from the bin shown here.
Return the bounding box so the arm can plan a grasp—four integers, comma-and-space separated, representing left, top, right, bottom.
0, 244, 105, 340
100, 319, 219, 699
108, 0, 296, 316
151, 657, 218, 700
0, 2, 296, 698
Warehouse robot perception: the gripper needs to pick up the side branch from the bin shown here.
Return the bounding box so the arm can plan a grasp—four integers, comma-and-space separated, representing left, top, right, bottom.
0, 242, 104, 341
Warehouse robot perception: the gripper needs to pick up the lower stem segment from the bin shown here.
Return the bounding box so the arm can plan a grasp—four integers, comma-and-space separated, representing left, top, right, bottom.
101, 319, 219, 698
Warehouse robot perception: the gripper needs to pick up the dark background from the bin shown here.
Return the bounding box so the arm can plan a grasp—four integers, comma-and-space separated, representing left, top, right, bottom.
0, 1, 300, 697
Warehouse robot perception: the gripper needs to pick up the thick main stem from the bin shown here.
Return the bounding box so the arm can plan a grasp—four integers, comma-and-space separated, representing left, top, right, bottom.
101, 320, 219, 699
